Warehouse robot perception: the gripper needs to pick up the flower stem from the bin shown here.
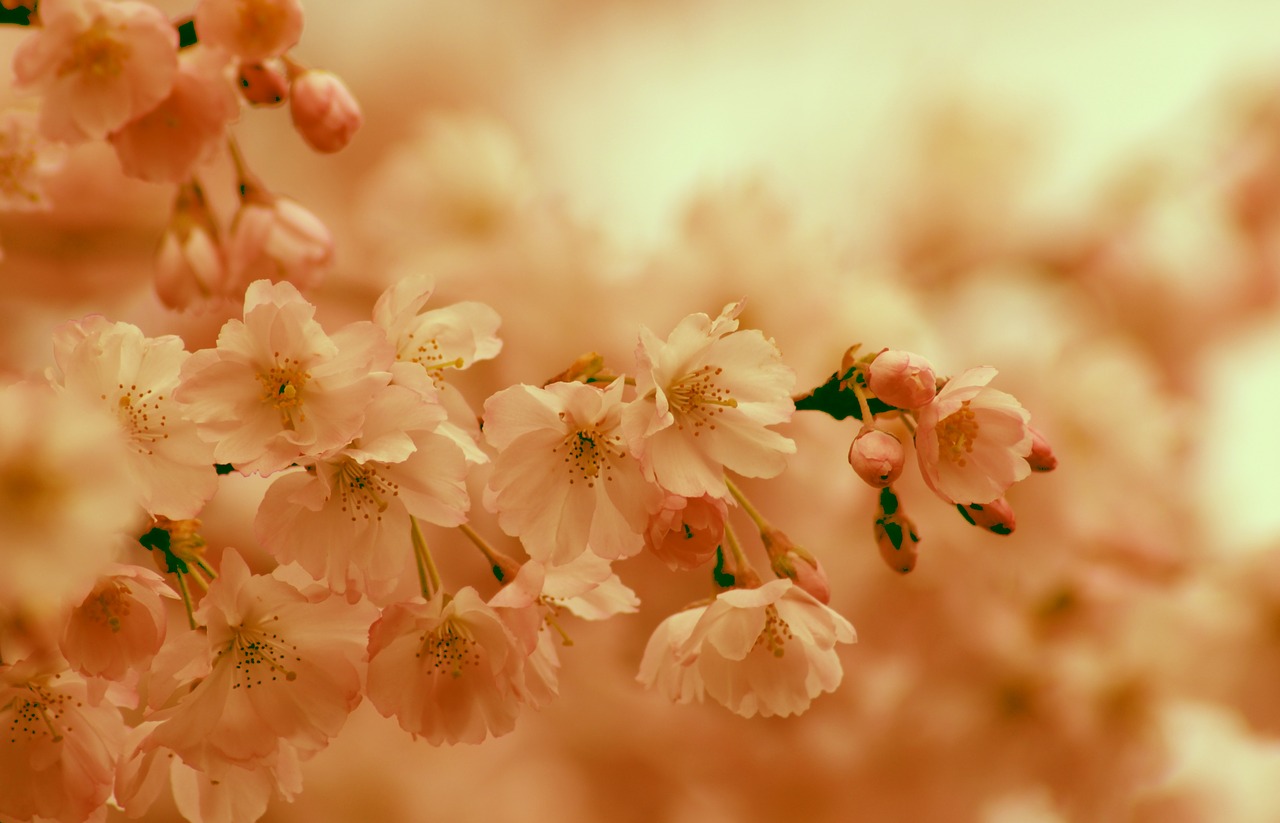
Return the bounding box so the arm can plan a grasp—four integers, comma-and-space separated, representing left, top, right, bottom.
851, 379, 877, 427
725, 476, 770, 533
410, 516, 442, 600
174, 573, 198, 630
898, 410, 917, 436
457, 523, 519, 583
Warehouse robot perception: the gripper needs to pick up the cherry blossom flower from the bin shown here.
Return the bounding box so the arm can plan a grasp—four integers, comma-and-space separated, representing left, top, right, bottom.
50, 315, 218, 519
146, 550, 376, 769
226, 192, 334, 292
60, 563, 177, 682
12, 0, 179, 143
645, 492, 728, 571
639, 579, 856, 718
0, 110, 61, 211
867, 348, 937, 409
366, 587, 538, 745
255, 384, 474, 602
290, 69, 362, 153
847, 426, 905, 488
194, 0, 304, 62
484, 379, 659, 565
914, 366, 1032, 505
174, 280, 392, 476
0, 660, 126, 823
0, 382, 138, 616
108, 47, 239, 184
237, 60, 289, 107
623, 300, 796, 499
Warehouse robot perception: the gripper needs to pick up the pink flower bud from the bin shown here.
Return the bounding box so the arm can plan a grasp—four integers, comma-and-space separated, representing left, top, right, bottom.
227, 193, 333, 291
957, 497, 1016, 535
1027, 426, 1058, 472
874, 486, 920, 574
155, 182, 228, 310
238, 61, 289, 107
290, 69, 362, 154
848, 427, 905, 488
868, 349, 937, 409
761, 527, 831, 603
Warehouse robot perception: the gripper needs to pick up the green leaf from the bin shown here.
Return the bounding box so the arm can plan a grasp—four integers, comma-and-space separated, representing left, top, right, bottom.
794, 370, 898, 422
712, 546, 735, 588
214, 463, 235, 475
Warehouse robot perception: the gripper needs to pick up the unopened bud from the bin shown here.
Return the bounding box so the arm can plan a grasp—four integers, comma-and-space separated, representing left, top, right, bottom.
762, 527, 831, 603
1026, 426, 1057, 472
290, 70, 363, 153
238, 62, 289, 107
867, 349, 937, 409
874, 486, 920, 574
848, 427, 905, 488
956, 497, 1016, 535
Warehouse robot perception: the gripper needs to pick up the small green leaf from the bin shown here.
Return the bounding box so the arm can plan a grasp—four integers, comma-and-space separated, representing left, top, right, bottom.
794, 370, 897, 421
712, 546, 736, 588
214, 463, 235, 475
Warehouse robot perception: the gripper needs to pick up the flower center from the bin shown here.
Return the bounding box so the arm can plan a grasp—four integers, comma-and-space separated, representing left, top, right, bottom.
60, 19, 131, 79
418, 619, 480, 678
257, 357, 310, 429
0, 130, 39, 206
397, 330, 464, 386
753, 604, 793, 658
107, 383, 169, 455
86, 580, 131, 632
220, 620, 300, 690
5, 682, 68, 744
936, 400, 979, 467
556, 424, 624, 488
335, 458, 397, 521
668, 365, 737, 435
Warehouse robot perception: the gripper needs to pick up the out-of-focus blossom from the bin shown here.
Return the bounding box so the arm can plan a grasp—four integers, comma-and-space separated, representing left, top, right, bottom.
49, 315, 218, 519
108, 47, 239, 184
867, 348, 938, 409
366, 587, 537, 745
194, 0, 304, 63
155, 182, 230, 311
639, 578, 855, 718
0, 660, 127, 823
60, 563, 177, 682
958, 497, 1017, 535
226, 192, 334, 292
289, 69, 362, 154
645, 492, 728, 571
0, 382, 138, 616
1026, 425, 1058, 472
623, 300, 796, 499
237, 60, 289, 107
847, 426, 905, 488
12, 0, 178, 143
146, 550, 375, 769
484, 379, 658, 565
255, 384, 474, 603
174, 280, 391, 476
0, 110, 60, 211
914, 366, 1032, 505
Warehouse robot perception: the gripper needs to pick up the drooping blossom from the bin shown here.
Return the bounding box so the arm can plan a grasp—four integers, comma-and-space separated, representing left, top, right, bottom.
194, 0, 304, 62
255, 383, 475, 603
366, 587, 538, 745
60, 563, 177, 682
155, 181, 230, 311
108, 47, 239, 184
867, 348, 937, 409
289, 69, 362, 153
0, 660, 127, 823
12, 0, 179, 143
484, 379, 659, 565
145, 549, 376, 770
225, 191, 334, 292
50, 315, 218, 519
0, 110, 61, 210
914, 366, 1032, 505
638, 578, 856, 718
645, 492, 728, 571
0, 382, 138, 616
623, 300, 796, 499
174, 279, 392, 476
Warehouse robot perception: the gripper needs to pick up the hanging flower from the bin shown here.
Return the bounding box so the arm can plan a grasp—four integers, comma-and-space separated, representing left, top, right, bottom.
60, 563, 177, 682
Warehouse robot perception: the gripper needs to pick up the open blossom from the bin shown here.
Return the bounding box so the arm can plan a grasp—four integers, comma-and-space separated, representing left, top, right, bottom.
484, 379, 660, 565
12, 0, 178, 143
623, 300, 796, 499
146, 550, 376, 769
0, 660, 127, 823
50, 315, 218, 519
255, 384, 475, 602
645, 492, 728, 571
366, 587, 538, 745
60, 563, 177, 682
290, 69, 362, 153
174, 280, 392, 476
108, 47, 239, 184
226, 192, 334, 292
0, 382, 138, 615
194, 0, 304, 62
639, 579, 856, 718
0, 110, 60, 210
914, 366, 1032, 505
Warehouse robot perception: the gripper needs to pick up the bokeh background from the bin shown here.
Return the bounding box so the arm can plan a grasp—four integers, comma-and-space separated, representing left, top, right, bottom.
5, 0, 1280, 820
